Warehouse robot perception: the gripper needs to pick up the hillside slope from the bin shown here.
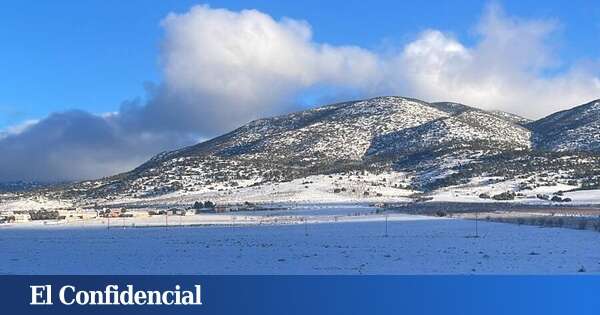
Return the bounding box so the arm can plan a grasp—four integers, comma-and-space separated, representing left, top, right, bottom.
530, 99, 600, 152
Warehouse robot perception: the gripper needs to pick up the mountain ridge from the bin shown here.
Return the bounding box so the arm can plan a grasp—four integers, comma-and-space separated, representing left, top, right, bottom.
4, 96, 600, 207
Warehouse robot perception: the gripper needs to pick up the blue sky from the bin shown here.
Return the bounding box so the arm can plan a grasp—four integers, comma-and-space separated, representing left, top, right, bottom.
1, 0, 599, 130
1, 1, 600, 181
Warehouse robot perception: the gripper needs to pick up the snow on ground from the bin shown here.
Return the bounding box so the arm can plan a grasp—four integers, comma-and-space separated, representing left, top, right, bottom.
0, 197, 73, 211
428, 177, 522, 203
0, 206, 423, 229
104, 172, 415, 208
428, 176, 581, 203
3, 171, 600, 212
1, 208, 599, 274
563, 190, 600, 204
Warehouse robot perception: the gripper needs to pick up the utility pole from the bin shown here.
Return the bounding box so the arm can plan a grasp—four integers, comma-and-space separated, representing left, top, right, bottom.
304, 218, 308, 236
385, 214, 389, 237
107, 215, 110, 230
475, 211, 479, 238
165, 213, 168, 230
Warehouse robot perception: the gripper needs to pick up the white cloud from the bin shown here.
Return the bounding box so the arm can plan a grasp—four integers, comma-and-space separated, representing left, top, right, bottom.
146, 5, 381, 134
0, 119, 39, 140
390, 5, 600, 117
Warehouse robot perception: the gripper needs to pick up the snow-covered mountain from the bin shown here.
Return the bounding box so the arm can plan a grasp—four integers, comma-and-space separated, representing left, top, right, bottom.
530, 99, 600, 152
367, 109, 531, 157
171, 97, 449, 163
66, 97, 531, 198
6, 96, 600, 207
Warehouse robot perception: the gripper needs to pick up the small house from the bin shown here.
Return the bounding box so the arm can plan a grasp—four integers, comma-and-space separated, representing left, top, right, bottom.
168, 208, 187, 216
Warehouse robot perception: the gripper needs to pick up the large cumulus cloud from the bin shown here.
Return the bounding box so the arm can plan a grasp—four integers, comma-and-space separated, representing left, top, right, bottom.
140, 5, 382, 134
1, 4, 599, 182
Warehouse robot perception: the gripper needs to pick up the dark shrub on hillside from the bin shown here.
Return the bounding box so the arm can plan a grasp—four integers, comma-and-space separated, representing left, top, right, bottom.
551, 196, 563, 202
492, 191, 515, 200
193, 201, 216, 209
29, 210, 59, 220
537, 194, 550, 200
550, 196, 572, 202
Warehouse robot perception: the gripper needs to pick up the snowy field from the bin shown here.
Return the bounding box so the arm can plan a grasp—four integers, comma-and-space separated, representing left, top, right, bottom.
4, 172, 600, 213
1, 208, 600, 274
